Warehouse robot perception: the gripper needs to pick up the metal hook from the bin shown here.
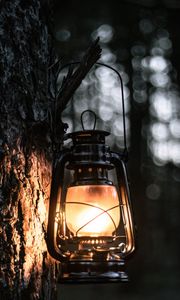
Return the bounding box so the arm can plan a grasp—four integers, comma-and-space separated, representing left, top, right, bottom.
80, 110, 97, 131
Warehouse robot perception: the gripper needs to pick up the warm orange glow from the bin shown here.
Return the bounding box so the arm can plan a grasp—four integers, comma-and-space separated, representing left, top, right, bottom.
65, 185, 120, 236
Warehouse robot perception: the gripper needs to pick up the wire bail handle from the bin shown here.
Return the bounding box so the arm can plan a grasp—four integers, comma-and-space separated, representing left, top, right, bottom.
80, 110, 97, 131
58, 61, 128, 154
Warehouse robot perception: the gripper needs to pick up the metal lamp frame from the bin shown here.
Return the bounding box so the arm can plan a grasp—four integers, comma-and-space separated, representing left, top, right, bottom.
47, 62, 135, 282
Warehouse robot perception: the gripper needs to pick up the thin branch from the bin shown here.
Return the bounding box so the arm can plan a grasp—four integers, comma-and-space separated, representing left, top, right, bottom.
56, 38, 102, 115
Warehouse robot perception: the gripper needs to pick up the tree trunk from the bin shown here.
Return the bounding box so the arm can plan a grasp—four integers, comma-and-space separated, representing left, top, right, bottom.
0, 1, 59, 299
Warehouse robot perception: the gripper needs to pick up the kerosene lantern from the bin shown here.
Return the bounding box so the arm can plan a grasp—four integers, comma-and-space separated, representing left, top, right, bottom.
47, 62, 135, 283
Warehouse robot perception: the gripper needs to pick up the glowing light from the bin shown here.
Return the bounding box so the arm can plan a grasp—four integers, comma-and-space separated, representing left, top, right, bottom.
169, 141, 180, 165
99, 104, 114, 121
169, 119, 180, 138
137, 17, 178, 166
111, 86, 130, 112
151, 122, 169, 141
150, 140, 180, 166
150, 91, 173, 121
65, 185, 120, 236
149, 56, 168, 73
95, 66, 116, 84
120, 71, 129, 85
141, 56, 150, 69
101, 48, 116, 63
91, 24, 114, 43
150, 141, 169, 165
150, 73, 170, 87
113, 116, 130, 137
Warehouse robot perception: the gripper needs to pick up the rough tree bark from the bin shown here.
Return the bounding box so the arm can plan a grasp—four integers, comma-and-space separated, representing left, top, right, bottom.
0, 1, 101, 299
0, 1, 59, 299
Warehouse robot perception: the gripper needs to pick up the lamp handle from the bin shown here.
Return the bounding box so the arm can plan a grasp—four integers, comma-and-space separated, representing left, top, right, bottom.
58, 61, 128, 155
80, 109, 97, 131
111, 151, 135, 256
47, 150, 72, 262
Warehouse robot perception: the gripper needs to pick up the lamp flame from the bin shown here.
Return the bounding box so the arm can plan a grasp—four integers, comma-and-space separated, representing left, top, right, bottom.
65, 185, 120, 236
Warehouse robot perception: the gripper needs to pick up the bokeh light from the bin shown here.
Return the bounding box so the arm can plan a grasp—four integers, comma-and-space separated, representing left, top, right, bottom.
146, 183, 161, 200
91, 24, 114, 43
55, 29, 71, 41
57, 15, 180, 166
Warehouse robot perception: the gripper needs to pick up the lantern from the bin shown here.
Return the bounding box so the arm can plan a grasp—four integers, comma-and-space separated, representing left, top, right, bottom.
47, 62, 135, 283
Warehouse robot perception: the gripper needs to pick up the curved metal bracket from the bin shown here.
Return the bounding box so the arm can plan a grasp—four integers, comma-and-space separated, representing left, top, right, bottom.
47, 150, 72, 262
58, 61, 128, 155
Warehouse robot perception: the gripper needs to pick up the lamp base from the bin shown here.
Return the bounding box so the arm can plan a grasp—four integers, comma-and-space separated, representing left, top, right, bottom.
58, 260, 128, 283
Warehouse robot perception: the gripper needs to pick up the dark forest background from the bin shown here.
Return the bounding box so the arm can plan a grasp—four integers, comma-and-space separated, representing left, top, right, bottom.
0, 0, 179, 299
53, 0, 180, 299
